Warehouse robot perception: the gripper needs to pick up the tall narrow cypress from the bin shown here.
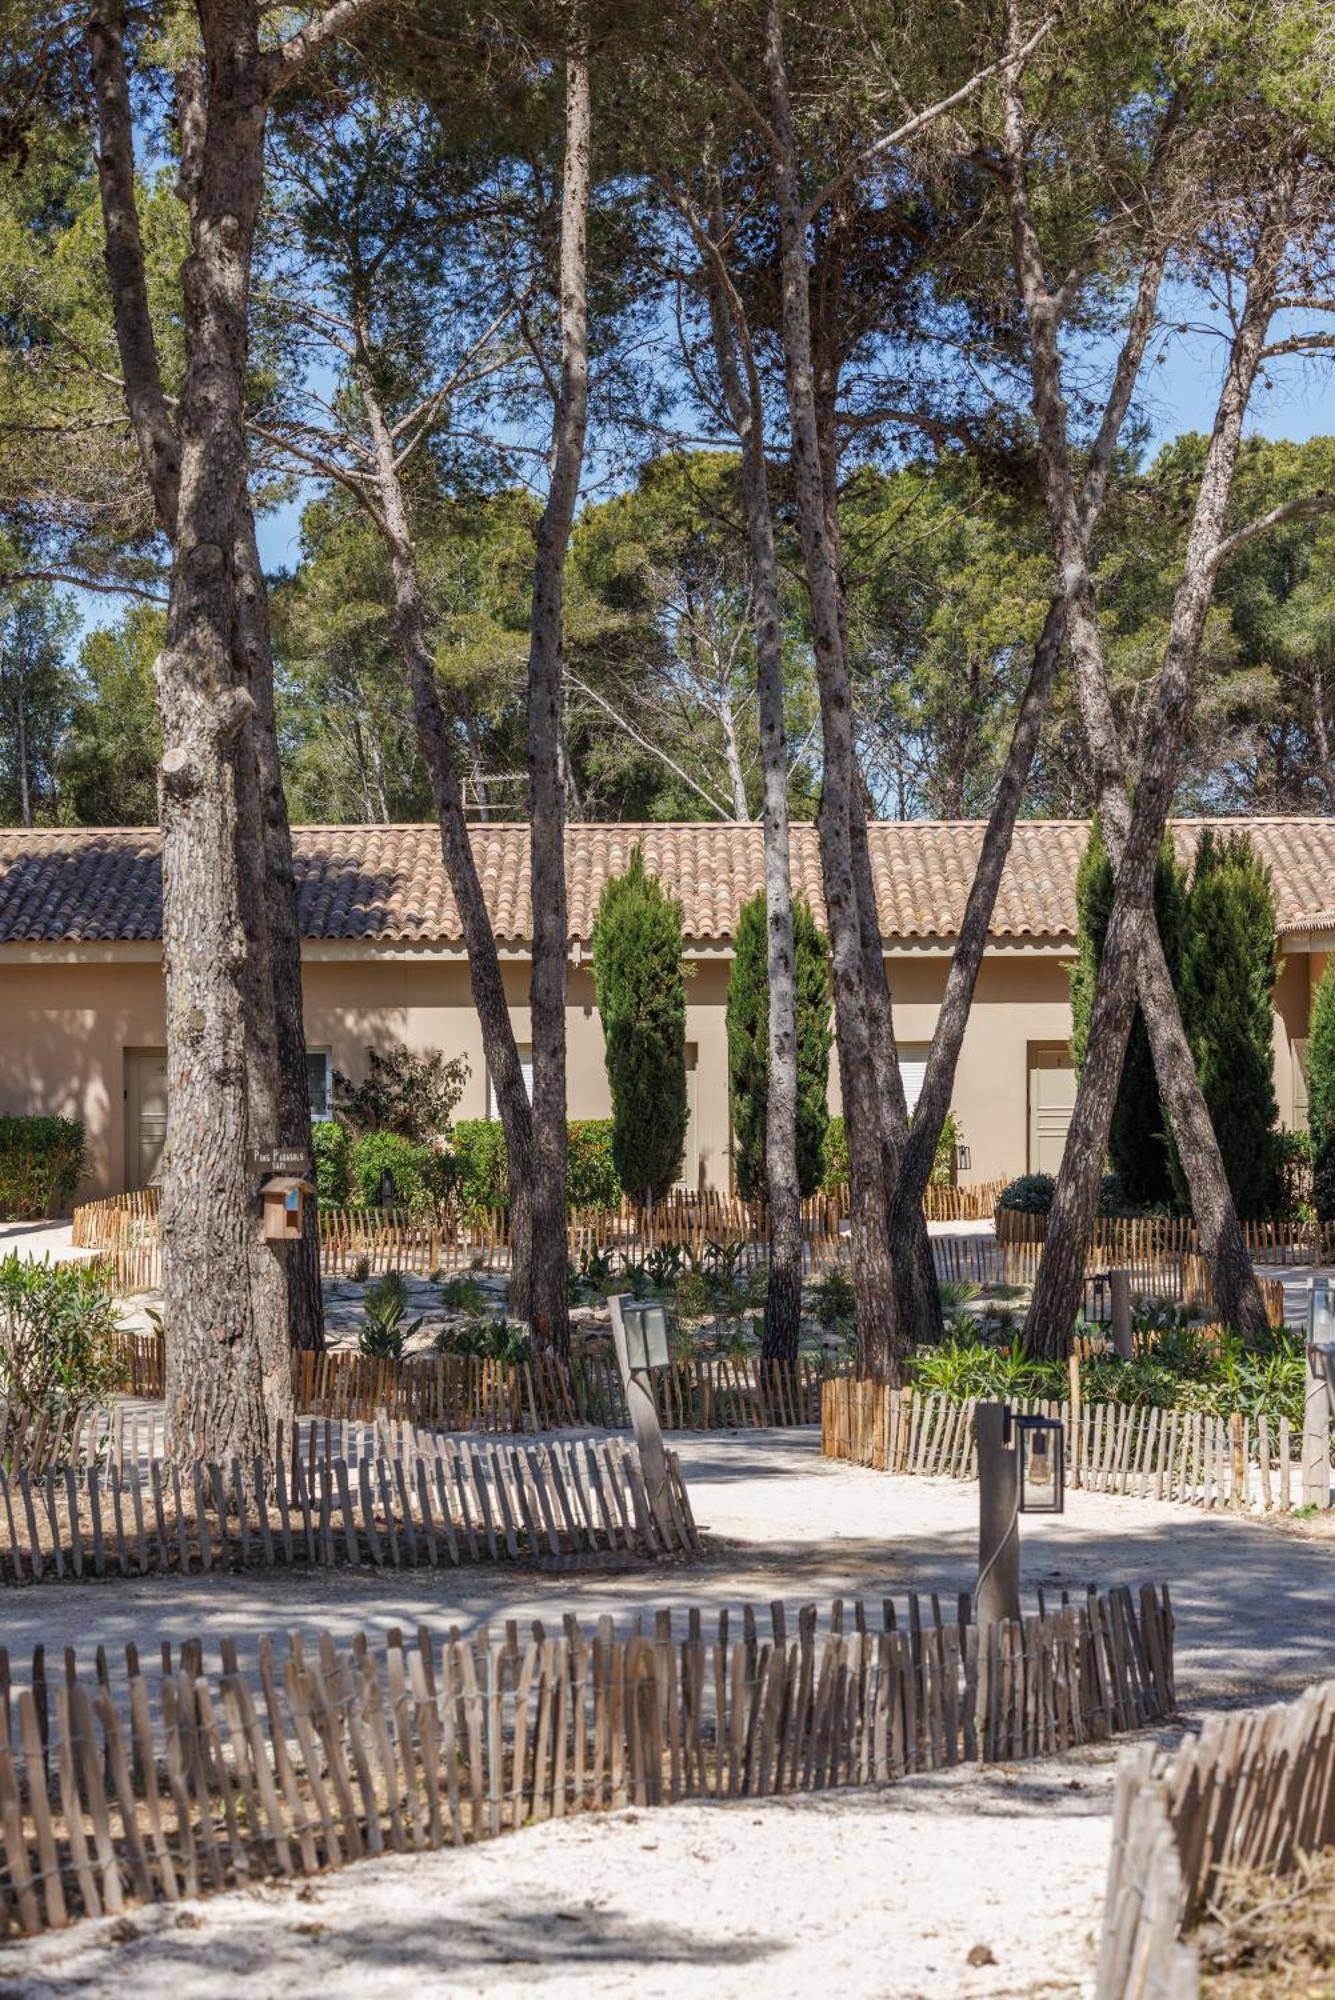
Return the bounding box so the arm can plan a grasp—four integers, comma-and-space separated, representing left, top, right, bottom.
591, 847, 689, 1206
1307, 960, 1335, 1221
727, 891, 831, 1200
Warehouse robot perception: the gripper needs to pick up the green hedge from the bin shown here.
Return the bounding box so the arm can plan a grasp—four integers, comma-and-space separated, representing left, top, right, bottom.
450, 1118, 620, 1212
821, 1111, 957, 1194
312, 1122, 350, 1206
347, 1131, 449, 1213
0, 1118, 85, 1220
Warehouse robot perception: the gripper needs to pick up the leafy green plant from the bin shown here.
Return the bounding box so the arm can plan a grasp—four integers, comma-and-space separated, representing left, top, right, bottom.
348, 1131, 448, 1214
311, 1120, 350, 1205
449, 1118, 621, 1213
645, 1242, 686, 1291
334, 1046, 468, 1142
357, 1270, 421, 1360
937, 1279, 980, 1313
997, 1173, 1056, 1214
0, 1253, 121, 1434
0, 1118, 85, 1219
812, 1266, 855, 1332
911, 1338, 1064, 1402
672, 1270, 714, 1321
435, 1316, 531, 1366
350, 1252, 372, 1282
436, 1274, 487, 1315
570, 1245, 618, 1302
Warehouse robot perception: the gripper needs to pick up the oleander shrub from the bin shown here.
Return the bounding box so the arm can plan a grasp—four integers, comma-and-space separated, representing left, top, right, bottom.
0, 1252, 121, 1438
0, 1117, 85, 1220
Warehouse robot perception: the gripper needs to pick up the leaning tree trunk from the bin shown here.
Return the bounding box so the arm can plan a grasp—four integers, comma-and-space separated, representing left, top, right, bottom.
525, 29, 591, 1363
766, 0, 900, 1378
358, 366, 539, 1319
234, 499, 324, 1351
701, 223, 803, 1364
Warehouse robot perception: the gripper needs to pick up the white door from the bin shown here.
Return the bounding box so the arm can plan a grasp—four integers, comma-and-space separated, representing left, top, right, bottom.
1028, 1043, 1076, 1174
125, 1048, 168, 1188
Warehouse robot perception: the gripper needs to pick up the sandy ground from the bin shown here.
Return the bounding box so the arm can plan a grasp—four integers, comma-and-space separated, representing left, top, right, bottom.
0, 1429, 1332, 1999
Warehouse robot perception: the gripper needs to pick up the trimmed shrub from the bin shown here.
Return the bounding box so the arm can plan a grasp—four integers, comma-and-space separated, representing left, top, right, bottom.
1070, 821, 1186, 1208
347, 1131, 447, 1213
820, 1110, 957, 1194
1175, 830, 1281, 1218
448, 1119, 619, 1212
311, 1121, 350, 1207
1308, 958, 1335, 1220
726, 892, 831, 1201
591, 846, 689, 1205
0, 1117, 85, 1220
998, 1172, 1055, 1214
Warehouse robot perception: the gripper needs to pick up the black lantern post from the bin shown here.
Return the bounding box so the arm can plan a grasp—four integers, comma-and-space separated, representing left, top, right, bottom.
1013, 1412, 1065, 1515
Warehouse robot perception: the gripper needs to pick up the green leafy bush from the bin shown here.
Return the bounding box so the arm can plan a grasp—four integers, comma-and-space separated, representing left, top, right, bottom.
435, 1316, 531, 1365
449, 1118, 619, 1212
348, 1131, 448, 1213
312, 1121, 350, 1206
821, 1110, 957, 1192
997, 1172, 1056, 1214
334, 1046, 468, 1141
0, 1252, 121, 1434
0, 1118, 85, 1220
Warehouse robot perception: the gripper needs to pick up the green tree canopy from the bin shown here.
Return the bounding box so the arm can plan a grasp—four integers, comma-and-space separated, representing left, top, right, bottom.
726, 892, 832, 1201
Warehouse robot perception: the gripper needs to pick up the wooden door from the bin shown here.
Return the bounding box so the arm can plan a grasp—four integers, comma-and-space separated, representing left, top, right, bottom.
1027, 1042, 1076, 1175
125, 1047, 168, 1189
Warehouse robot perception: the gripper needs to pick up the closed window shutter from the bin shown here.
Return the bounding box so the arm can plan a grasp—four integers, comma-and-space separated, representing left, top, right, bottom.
488, 1046, 533, 1118
899, 1043, 929, 1117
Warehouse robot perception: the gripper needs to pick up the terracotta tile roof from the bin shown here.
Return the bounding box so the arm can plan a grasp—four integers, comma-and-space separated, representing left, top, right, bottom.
1, 818, 1332, 948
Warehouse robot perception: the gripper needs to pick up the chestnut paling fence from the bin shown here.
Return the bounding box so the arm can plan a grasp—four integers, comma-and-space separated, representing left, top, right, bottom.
0, 1580, 1174, 1940
0, 1426, 700, 1586
821, 1378, 1324, 1514
996, 1205, 1335, 1268
1096, 1676, 1335, 1999
71, 1181, 1007, 1294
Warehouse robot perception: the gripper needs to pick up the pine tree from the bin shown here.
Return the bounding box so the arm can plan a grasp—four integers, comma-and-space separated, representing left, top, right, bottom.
591, 846, 689, 1205
1070, 820, 1187, 1207
727, 892, 831, 1200
1176, 830, 1280, 1219
1309, 962, 1335, 1220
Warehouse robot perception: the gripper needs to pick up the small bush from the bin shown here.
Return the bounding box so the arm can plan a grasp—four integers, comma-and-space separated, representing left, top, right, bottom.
0, 1252, 121, 1437
812, 1266, 855, 1331
357, 1270, 422, 1360
436, 1274, 488, 1315
0, 1118, 85, 1220
821, 1110, 957, 1192
311, 1121, 350, 1206
997, 1172, 1055, 1214
348, 1132, 448, 1214
435, 1316, 531, 1366
449, 1118, 620, 1212
334, 1046, 468, 1142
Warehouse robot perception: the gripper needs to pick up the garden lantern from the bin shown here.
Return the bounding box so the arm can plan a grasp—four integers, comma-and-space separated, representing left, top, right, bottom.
1307, 1278, 1335, 1415
619, 1299, 671, 1373
1012, 1411, 1065, 1515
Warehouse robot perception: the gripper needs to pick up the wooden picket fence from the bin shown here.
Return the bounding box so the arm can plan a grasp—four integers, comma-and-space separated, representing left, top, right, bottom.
73, 1179, 1008, 1297
0, 1577, 1173, 1940
997, 1206, 1335, 1268
821, 1378, 1321, 1513
0, 1427, 699, 1586
1096, 1675, 1335, 1999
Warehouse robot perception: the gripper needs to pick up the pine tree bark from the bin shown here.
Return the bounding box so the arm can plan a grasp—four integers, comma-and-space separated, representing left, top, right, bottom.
89, 0, 295, 1459
357, 363, 538, 1320
699, 212, 803, 1364
1010, 97, 1297, 1352
525, 28, 591, 1362
1000, 39, 1285, 1352
765, 0, 901, 1378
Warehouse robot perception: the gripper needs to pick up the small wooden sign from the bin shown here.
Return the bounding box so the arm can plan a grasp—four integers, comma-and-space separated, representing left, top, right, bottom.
255, 1146, 312, 1178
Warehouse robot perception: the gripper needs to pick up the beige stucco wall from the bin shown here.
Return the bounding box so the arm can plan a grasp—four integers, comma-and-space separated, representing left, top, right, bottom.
0, 936, 1317, 1203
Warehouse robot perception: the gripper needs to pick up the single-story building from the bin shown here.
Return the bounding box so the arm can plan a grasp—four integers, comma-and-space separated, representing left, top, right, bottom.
0, 817, 1330, 1203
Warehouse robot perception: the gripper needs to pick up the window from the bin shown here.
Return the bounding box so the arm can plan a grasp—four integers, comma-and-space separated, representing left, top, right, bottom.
1294, 1038, 1310, 1122
307, 1051, 333, 1122
487, 1045, 534, 1119
899, 1042, 930, 1117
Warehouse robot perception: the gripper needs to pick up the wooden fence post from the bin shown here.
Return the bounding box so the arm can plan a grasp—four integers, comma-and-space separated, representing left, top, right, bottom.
1110, 1270, 1132, 1361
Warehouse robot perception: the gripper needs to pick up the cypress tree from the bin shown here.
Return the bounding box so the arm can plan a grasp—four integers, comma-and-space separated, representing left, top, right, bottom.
1175, 830, 1280, 1219
1307, 960, 1335, 1221
591, 846, 689, 1206
727, 892, 832, 1200
1070, 819, 1187, 1207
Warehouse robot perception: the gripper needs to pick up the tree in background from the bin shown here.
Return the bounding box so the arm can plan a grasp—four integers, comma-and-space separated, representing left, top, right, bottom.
1070, 822, 1187, 1209
727, 891, 831, 1200
55, 607, 162, 825
1175, 832, 1281, 1220
591, 846, 688, 1207
0, 578, 76, 825
1307, 962, 1335, 1222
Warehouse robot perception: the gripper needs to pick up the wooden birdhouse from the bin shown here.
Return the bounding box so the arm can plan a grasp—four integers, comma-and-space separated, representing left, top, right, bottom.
261, 1174, 314, 1243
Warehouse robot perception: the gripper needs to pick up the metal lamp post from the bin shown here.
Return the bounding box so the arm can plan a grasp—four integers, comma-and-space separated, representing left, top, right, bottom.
608, 1294, 675, 1543
975, 1403, 1066, 1628
1304, 1278, 1334, 1510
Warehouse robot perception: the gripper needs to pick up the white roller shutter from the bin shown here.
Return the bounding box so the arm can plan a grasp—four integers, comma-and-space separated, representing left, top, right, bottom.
899, 1043, 929, 1116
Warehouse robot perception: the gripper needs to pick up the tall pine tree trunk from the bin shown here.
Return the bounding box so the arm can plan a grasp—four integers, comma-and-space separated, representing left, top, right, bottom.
358, 363, 538, 1319
765, 0, 900, 1378
525, 28, 591, 1362
700, 220, 803, 1364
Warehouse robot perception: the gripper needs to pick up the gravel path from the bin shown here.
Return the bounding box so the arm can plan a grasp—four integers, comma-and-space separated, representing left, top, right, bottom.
1, 1429, 1332, 1998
